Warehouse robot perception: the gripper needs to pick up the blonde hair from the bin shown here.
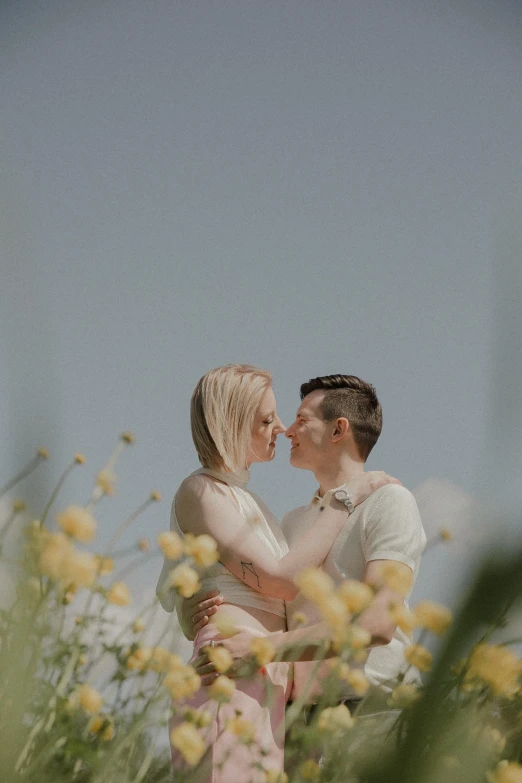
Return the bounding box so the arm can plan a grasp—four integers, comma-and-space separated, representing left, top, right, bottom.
190, 364, 272, 472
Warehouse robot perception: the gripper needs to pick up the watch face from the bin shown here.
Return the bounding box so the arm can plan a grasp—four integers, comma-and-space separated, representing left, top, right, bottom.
335, 490, 348, 501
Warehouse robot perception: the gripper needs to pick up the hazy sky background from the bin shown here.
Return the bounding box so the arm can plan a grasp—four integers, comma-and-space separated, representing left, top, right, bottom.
1, 0, 522, 654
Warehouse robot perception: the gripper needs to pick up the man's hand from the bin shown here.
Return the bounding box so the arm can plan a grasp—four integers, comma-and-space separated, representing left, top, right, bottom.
192, 630, 259, 685
335, 471, 401, 509
181, 589, 224, 637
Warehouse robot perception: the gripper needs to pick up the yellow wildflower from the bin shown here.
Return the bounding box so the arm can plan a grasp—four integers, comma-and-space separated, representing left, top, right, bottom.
120, 431, 135, 444
56, 506, 97, 543
413, 600, 452, 635
345, 668, 370, 695
164, 665, 201, 701
291, 611, 308, 625
150, 490, 162, 502
208, 674, 236, 701
337, 579, 374, 613
38, 532, 73, 581
183, 533, 219, 568
318, 595, 350, 631
265, 771, 288, 783
170, 722, 205, 766
318, 703, 355, 733
157, 531, 184, 560
126, 647, 152, 671
405, 644, 433, 672
206, 645, 233, 674
226, 716, 256, 744
67, 550, 98, 587
74, 453, 86, 465
373, 561, 412, 596
94, 555, 114, 575
169, 563, 200, 598
480, 726, 506, 755
184, 707, 212, 728
388, 602, 416, 634
37, 447, 50, 459
388, 683, 421, 708
87, 714, 114, 741
214, 613, 238, 638
295, 567, 334, 602
78, 683, 103, 715
250, 636, 276, 667
107, 581, 131, 606
299, 759, 321, 780
487, 761, 522, 783
466, 644, 522, 698
133, 619, 145, 633
138, 538, 150, 551
12, 499, 26, 513
95, 470, 117, 496
440, 527, 453, 541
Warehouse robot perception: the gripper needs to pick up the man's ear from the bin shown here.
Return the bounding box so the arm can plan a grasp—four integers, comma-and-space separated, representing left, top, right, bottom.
331, 417, 350, 442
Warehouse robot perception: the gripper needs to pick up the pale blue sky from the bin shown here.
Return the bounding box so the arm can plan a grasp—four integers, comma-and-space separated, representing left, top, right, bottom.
1, 0, 521, 625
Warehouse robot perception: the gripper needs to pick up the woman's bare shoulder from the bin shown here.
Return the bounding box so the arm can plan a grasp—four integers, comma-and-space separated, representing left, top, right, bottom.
176, 473, 230, 507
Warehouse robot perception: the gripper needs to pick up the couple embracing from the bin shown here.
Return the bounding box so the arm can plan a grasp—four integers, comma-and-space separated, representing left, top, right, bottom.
157, 364, 426, 782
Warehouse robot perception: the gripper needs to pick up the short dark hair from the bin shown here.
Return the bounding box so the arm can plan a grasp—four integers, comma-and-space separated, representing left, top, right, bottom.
300, 375, 382, 461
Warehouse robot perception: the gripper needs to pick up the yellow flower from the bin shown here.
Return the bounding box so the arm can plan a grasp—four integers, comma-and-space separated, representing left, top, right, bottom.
38, 533, 73, 580
345, 669, 370, 695
74, 453, 86, 465
405, 644, 433, 672
487, 761, 522, 783
479, 726, 506, 755
150, 490, 162, 502
291, 611, 308, 625
318, 703, 355, 733
184, 707, 212, 729
164, 665, 201, 701
94, 555, 114, 575
214, 613, 238, 638
466, 644, 522, 698
120, 431, 135, 444
95, 470, 117, 496
226, 716, 256, 744
157, 531, 184, 560
299, 759, 321, 780
56, 506, 97, 543
250, 637, 276, 667
208, 674, 236, 701
107, 581, 131, 606
388, 683, 421, 708
37, 447, 50, 459
170, 722, 205, 766
318, 595, 350, 631
126, 647, 152, 671
78, 683, 103, 715
440, 527, 453, 541
87, 714, 114, 741
67, 550, 97, 587
183, 533, 219, 568
413, 600, 452, 635
12, 498, 26, 513
388, 602, 416, 634
373, 561, 412, 596
265, 770, 288, 783
148, 646, 177, 673
295, 567, 334, 602
337, 579, 374, 614
133, 619, 145, 633
206, 645, 233, 674
138, 538, 150, 552
169, 563, 200, 598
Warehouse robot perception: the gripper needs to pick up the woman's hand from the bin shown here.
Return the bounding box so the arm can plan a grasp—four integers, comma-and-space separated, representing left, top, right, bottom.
182, 588, 224, 635
192, 631, 259, 685
335, 471, 401, 509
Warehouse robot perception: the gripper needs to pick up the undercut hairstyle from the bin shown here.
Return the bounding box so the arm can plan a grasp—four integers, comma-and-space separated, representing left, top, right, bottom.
191, 364, 272, 473
300, 374, 382, 461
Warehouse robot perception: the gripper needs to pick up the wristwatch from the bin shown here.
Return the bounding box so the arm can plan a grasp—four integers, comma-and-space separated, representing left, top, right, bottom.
333, 489, 355, 515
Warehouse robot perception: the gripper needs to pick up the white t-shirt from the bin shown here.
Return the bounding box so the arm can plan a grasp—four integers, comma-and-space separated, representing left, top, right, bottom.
282, 484, 427, 701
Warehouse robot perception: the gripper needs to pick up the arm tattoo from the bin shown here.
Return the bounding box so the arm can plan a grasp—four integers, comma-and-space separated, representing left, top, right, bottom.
240, 561, 261, 587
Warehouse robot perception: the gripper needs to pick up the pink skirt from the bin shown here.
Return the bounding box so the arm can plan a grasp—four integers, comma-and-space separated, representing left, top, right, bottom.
169, 624, 291, 783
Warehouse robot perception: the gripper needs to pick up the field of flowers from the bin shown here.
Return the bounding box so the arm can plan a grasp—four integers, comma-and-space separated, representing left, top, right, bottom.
1, 439, 521, 783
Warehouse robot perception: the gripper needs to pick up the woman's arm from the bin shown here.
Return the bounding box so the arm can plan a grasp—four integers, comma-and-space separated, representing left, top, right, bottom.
175, 473, 394, 601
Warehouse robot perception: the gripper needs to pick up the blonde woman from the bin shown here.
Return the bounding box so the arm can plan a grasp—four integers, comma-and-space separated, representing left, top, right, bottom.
157, 364, 395, 782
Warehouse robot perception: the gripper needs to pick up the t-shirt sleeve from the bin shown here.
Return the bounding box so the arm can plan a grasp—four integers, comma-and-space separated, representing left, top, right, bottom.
364, 485, 426, 571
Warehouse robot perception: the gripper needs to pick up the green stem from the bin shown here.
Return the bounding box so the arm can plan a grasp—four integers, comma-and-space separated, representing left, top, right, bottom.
40, 460, 78, 527
0, 454, 45, 499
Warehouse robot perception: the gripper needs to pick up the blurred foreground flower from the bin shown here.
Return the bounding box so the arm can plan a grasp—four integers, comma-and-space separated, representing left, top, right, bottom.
170, 722, 205, 766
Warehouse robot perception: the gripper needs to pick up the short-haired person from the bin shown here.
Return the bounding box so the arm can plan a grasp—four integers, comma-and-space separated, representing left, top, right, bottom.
187, 375, 426, 739
156, 365, 397, 783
